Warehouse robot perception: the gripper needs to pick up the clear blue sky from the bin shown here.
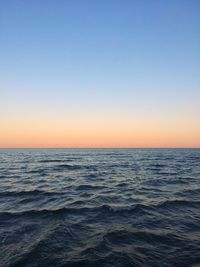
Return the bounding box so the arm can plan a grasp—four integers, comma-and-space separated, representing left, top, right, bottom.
0, 0, 199, 147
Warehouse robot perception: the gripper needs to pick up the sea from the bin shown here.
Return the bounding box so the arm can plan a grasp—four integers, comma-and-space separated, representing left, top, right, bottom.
0, 148, 200, 267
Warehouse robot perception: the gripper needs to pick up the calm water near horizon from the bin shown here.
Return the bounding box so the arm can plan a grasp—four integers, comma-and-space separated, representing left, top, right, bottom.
0, 148, 200, 266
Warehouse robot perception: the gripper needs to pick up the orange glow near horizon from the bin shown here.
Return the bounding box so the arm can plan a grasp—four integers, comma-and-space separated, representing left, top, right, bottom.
1, 116, 199, 148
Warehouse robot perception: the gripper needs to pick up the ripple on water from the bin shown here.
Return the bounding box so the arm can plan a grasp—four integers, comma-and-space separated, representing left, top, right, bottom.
0, 148, 200, 267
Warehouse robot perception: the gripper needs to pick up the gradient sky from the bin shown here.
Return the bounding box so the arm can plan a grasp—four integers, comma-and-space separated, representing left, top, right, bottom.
1, 0, 200, 148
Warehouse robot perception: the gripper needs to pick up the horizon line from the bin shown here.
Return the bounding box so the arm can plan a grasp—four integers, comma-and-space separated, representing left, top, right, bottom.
0, 147, 199, 149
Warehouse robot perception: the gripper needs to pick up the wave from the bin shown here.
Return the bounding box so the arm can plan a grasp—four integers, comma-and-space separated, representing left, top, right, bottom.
158, 199, 200, 209
0, 189, 65, 197
103, 229, 176, 246
0, 203, 152, 217
187, 156, 200, 160
26, 169, 47, 175
142, 178, 189, 186
38, 157, 81, 163
53, 164, 83, 170
2, 199, 199, 218
117, 182, 129, 187
149, 163, 166, 168
53, 164, 97, 171
76, 184, 104, 191
175, 188, 200, 199
38, 159, 72, 163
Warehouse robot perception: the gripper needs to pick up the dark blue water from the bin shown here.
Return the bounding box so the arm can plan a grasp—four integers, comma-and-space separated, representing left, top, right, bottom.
0, 149, 200, 267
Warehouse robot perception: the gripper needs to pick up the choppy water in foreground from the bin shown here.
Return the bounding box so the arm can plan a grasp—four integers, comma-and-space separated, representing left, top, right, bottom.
0, 149, 200, 267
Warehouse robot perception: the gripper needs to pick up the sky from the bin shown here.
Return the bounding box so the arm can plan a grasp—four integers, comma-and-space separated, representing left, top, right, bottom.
0, 0, 200, 148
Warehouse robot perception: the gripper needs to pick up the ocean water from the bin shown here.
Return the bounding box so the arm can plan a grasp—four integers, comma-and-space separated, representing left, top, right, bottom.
0, 148, 200, 267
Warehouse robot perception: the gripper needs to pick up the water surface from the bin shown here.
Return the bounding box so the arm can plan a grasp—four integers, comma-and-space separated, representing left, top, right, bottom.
0, 149, 200, 266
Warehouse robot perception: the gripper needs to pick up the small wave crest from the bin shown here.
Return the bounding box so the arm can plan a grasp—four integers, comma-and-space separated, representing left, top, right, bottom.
0, 203, 152, 218
0, 189, 65, 198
